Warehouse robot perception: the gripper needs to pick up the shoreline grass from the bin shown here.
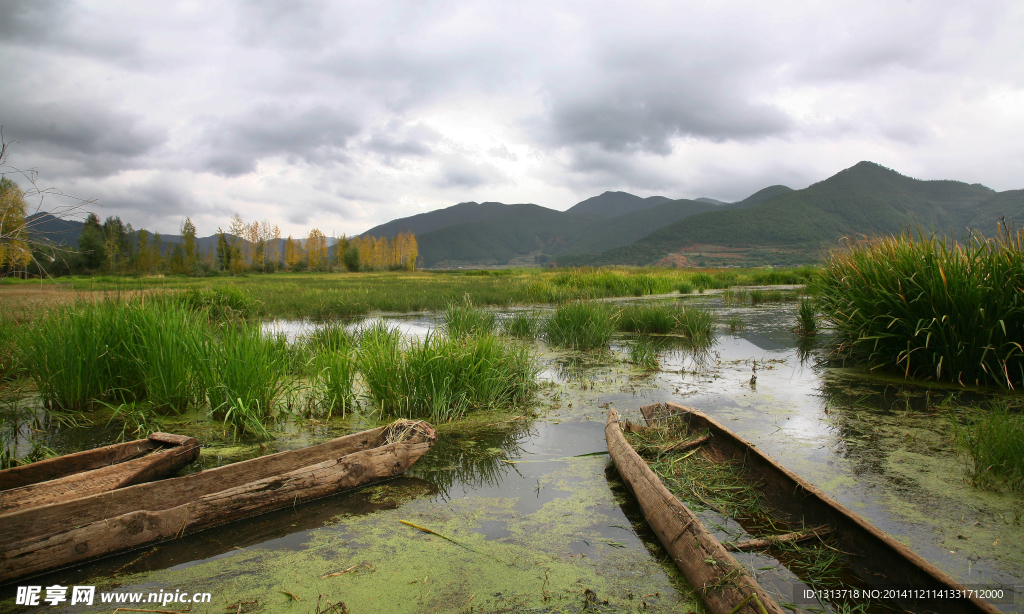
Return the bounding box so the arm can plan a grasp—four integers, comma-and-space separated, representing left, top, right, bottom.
1, 266, 816, 322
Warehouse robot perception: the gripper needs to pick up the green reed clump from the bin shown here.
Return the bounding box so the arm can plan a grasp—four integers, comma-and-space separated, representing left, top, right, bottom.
816, 225, 1024, 387
178, 285, 261, 320
360, 323, 537, 421
677, 281, 695, 295
500, 311, 542, 338
688, 272, 716, 292
543, 302, 615, 350
204, 323, 293, 438
749, 289, 793, 304
725, 315, 746, 333
627, 337, 659, 370
616, 303, 681, 334
305, 321, 356, 353
19, 299, 208, 411
311, 349, 357, 418
951, 405, 1024, 491
796, 298, 816, 335
675, 307, 716, 346
444, 302, 497, 338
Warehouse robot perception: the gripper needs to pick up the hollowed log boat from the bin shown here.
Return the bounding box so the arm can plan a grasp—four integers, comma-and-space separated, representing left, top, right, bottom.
0, 432, 201, 515
0, 420, 436, 585
615, 402, 1003, 614
607, 407, 785, 614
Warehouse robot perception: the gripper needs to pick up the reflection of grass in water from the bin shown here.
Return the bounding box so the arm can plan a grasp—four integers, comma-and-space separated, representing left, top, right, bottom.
413, 418, 535, 496
951, 403, 1024, 492
627, 337, 659, 371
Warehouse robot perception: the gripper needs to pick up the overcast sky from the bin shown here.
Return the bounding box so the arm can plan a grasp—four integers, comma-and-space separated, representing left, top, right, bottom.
2, 1, 1022, 238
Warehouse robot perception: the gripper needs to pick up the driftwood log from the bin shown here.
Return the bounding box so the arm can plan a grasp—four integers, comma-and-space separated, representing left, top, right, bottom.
606, 408, 784, 614
0, 421, 436, 584
0, 433, 200, 514
641, 402, 1003, 614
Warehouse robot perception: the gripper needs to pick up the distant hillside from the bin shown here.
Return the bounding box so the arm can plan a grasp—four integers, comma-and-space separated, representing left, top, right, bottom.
966, 189, 1024, 231
559, 199, 721, 256
558, 162, 1002, 267
694, 197, 727, 205
565, 191, 671, 217
416, 204, 605, 266
360, 201, 513, 240
26, 213, 84, 246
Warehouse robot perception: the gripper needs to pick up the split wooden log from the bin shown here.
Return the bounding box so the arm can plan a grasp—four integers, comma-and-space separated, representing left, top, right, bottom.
725, 526, 831, 552
0, 433, 200, 514
0, 421, 435, 584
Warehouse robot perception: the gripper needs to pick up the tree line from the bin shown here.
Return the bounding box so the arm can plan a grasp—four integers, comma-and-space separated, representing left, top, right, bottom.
0, 180, 417, 278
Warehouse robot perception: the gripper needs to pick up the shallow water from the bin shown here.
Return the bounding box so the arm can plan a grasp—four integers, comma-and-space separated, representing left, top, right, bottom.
3, 297, 1023, 613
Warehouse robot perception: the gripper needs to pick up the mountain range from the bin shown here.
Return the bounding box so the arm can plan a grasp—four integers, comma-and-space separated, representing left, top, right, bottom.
29, 161, 1024, 268
365, 162, 1022, 268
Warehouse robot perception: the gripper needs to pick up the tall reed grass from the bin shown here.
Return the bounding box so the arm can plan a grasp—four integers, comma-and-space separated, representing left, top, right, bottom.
360, 322, 538, 421
951, 405, 1024, 491
443, 302, 497, 338
500, 311, 542, 338
796, 298, 816, 335
543, 302, 615, 350
204, 324, 293, 437
18, 299, 208, 411
816, 225, 1024, 387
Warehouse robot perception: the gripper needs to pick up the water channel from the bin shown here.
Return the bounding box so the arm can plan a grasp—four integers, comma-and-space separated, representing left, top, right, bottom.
2, 295, 1022, 613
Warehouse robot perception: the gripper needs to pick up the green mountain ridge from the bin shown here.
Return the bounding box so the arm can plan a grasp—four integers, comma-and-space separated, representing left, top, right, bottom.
557, 162, 1009, 267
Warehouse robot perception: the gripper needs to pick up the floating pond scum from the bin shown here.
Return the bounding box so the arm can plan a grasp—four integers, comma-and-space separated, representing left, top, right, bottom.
1, 299, 1022, 613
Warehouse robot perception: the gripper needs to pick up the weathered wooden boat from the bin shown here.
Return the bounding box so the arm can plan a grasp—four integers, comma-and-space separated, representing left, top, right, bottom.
607, 407, 785, 614
625, 402, 1002, 614
0, 420, 436, 585
0, 432, 200, 515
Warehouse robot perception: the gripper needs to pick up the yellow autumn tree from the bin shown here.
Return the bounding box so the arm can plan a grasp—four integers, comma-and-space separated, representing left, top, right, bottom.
306, 228, 328, 271
0, 178, 32, 274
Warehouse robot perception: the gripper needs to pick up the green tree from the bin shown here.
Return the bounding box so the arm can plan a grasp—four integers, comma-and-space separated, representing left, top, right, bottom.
181, 217, 197, 274
77, 213, 106, 272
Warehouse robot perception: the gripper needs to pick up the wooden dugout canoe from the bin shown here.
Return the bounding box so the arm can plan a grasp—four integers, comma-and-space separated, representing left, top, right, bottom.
606, 407, 785, 614
634, 401, 1003, 614
0, 432, 200, 515
0, 420, 436, 585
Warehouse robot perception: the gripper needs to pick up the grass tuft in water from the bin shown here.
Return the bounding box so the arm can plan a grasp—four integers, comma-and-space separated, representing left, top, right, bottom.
360, 322, 538, 421
310, 349, 357, 418
500, 311, 542, 338
796, 298, 817, 335
543, 302, 615, 350
951, 404, 1024, 491
443, 302, 497, 338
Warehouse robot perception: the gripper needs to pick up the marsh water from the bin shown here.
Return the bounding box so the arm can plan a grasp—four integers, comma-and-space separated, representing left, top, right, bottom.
3, 295, 1023, 613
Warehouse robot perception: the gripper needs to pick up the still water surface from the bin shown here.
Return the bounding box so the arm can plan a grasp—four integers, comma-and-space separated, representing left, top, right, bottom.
4, 296, 1022, 613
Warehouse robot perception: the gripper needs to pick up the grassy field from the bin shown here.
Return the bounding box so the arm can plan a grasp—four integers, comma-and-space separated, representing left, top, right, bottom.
0, 266, 817, 321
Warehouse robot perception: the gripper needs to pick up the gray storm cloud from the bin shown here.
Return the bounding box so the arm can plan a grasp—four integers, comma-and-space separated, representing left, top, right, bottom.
0, 0, 1021, 236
